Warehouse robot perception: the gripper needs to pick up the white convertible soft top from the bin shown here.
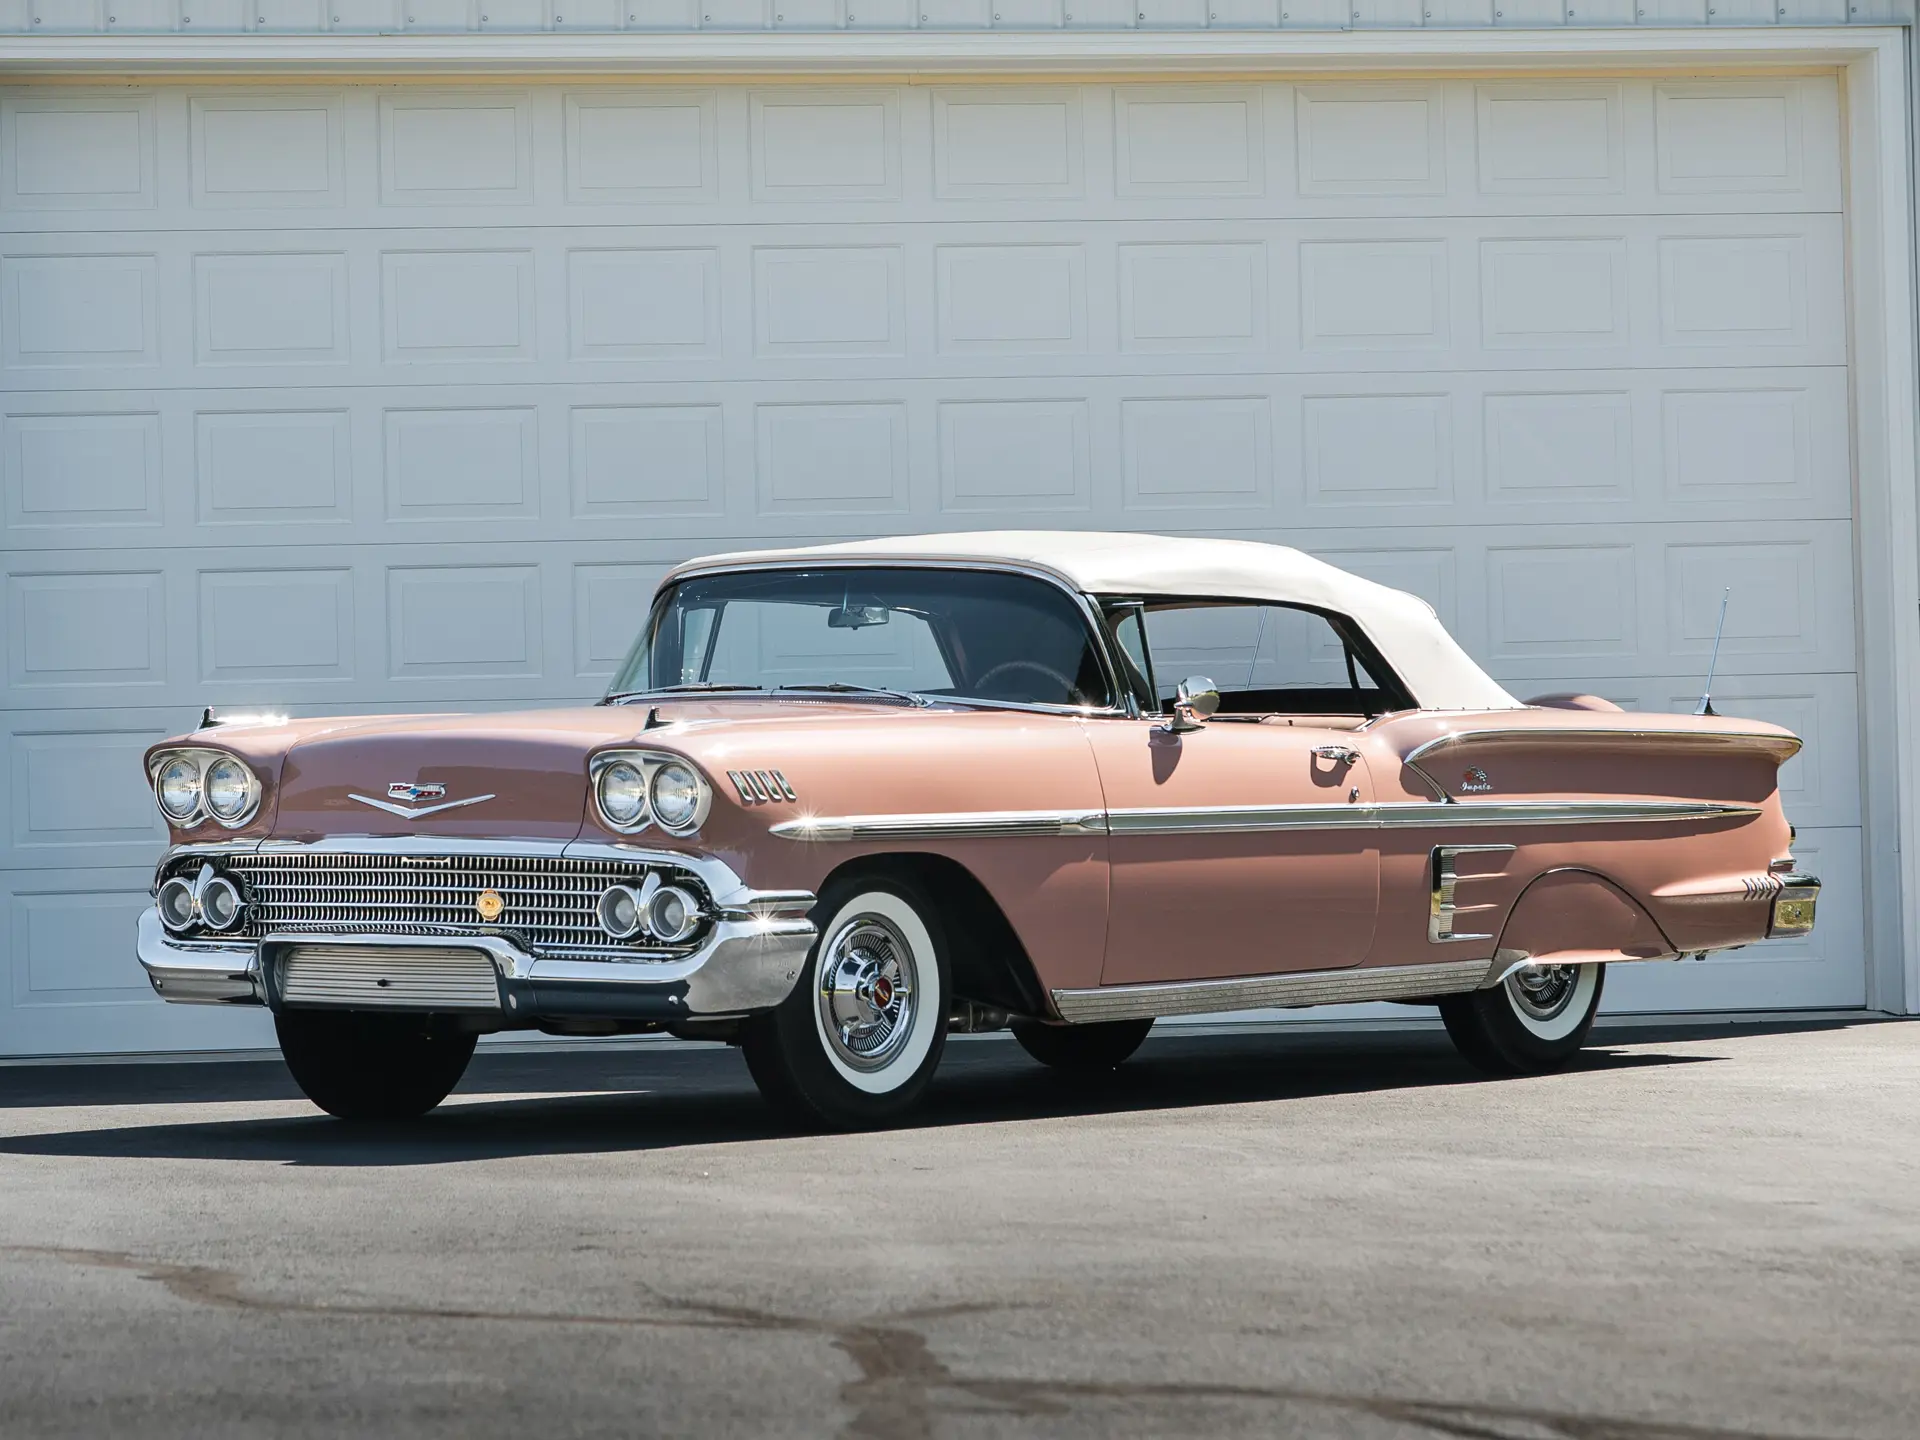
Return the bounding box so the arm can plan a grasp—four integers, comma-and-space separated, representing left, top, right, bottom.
669, 531, 1522, 712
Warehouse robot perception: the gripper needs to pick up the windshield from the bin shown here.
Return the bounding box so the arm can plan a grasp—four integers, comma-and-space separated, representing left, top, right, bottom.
607, 566, 1117, 710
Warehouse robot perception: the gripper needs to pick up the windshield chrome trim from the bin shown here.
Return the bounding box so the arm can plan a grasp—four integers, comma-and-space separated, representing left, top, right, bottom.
607, 556, 1134, 720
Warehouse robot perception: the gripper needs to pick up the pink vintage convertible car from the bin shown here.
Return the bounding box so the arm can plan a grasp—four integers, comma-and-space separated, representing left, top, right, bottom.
137, 533, 1817, 1127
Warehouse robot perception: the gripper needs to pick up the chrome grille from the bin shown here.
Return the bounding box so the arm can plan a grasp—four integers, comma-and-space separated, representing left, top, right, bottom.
280, 944, 501, 1010
217, 852, 706, 960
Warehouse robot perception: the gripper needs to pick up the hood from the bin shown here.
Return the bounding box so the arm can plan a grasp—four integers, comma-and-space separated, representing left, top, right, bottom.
270, 709, 659, 841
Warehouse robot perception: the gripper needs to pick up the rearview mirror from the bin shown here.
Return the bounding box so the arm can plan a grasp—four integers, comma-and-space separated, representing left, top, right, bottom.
1162, 676, 1220, 734
827, 605, 890, 630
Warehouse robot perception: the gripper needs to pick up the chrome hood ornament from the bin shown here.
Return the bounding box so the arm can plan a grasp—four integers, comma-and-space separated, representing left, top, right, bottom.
349, 782, 495, 820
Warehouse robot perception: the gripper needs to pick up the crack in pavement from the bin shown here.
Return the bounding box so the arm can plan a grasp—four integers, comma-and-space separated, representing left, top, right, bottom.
5, 1244, 1841, 1440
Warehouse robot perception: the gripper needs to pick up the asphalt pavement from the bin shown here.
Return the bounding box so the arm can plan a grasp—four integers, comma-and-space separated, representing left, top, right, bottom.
0, 1019, 1915, 1440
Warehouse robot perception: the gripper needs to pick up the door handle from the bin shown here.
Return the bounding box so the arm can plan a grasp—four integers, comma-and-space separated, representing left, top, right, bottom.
1312, 745, 1359, 766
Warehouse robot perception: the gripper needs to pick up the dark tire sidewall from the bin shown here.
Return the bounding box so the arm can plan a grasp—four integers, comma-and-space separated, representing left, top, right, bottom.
743, 875, 950, 1130
1442, 963, 1605, 1075
1011, 1018, 1153, 1071
275, 1011, 477, 1120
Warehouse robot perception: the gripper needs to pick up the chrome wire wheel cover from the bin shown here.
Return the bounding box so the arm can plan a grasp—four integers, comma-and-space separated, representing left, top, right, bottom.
1507, 963, 1582, 1022
816, 914, 918, 1073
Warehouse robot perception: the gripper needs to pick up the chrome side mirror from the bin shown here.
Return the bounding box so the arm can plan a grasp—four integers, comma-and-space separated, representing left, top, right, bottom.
1162, 676, 1220, 734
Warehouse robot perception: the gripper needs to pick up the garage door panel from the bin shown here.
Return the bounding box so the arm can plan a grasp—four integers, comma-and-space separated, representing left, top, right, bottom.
0, 218, 1845, 390
0, 72, 1868, 1047
1, 370, 1854, 558
0, 77, 1842, 241
0, 864, 277, 1056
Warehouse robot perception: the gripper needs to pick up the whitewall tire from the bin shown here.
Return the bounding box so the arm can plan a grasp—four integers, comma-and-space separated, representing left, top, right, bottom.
1438, 962, 1605, 1076
742, 877, 949, 1129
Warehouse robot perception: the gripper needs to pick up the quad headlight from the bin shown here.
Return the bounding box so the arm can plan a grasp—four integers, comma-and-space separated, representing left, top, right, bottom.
596, 760, 648, 829
649, 762, 703, 834
590, 751, 712, 836
148, 749, 261, 829
156, 756, 203, 822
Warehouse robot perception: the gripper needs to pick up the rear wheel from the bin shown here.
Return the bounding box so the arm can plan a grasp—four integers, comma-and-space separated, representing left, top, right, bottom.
1439, 962, 1605, 1076
274, 1011, 477, 1120
742, 878, 949, 1130
1012, 1018, 1153, 1072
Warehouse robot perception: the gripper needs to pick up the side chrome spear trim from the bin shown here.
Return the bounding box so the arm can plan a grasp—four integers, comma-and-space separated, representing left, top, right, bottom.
769, 799, 1763, 841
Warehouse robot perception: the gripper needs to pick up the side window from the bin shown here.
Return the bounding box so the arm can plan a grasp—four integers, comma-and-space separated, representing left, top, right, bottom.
1103, 604, 1156, 713
1142, 602, 1393, 715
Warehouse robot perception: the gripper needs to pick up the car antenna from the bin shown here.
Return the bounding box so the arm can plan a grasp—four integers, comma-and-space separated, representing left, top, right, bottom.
1694, 587, 1731, 718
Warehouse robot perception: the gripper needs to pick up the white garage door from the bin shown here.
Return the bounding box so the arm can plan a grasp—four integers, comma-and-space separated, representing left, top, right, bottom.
0, 74, 1865, 1055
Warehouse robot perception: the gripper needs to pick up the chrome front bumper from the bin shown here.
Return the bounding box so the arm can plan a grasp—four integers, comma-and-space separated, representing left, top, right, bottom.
137, 871, 818, 1023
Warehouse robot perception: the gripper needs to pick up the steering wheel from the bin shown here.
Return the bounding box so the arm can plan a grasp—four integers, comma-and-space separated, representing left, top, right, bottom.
972, 658, 1079, 704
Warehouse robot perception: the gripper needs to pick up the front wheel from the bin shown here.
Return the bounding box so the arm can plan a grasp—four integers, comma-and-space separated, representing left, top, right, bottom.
741, 878, 950, 1130
1011, 1017, 1153, 1072
274, 1011, 477, 1120
1438, 962, 1605, 1076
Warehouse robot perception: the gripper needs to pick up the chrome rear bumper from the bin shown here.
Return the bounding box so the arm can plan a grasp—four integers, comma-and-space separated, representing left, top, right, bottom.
136, 898, 817, 1022
1768, 874, 1821, 938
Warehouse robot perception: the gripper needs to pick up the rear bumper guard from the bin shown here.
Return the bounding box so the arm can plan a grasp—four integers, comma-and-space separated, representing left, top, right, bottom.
136, 895, 818, 1022
1767, 874, 1820, 939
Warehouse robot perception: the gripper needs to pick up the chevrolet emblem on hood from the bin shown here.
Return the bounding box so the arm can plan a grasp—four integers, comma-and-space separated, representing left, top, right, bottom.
349, 783, 495, 820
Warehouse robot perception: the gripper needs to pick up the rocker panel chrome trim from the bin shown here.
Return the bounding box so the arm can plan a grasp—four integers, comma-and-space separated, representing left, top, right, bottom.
1051, 957, 1495, 1024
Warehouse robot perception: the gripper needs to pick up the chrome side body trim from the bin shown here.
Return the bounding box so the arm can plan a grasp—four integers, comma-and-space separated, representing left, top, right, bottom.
774, 798, 1762, 841
1429, 844, 1516, 943
1105, 803, 1375, 835
770, 810, 1108, 842
1375, 799, 1763, 828
1050, 957, 1494, 1024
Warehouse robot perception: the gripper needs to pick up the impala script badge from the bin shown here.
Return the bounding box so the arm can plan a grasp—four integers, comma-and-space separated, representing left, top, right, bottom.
348, 782, 496, 820
1460, 767, 1494, 794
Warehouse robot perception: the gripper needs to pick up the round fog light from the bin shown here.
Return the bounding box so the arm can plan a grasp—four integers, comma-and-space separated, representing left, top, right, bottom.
644, 884, 703, 944
595, 883, 643, 941
157, 877, 197, 932
199, 875, 244, 931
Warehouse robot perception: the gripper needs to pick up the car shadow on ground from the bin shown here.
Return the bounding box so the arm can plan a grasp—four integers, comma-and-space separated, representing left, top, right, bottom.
0, 1023, 1790, 1168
